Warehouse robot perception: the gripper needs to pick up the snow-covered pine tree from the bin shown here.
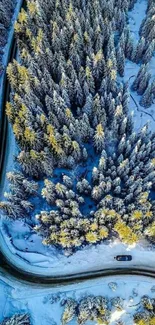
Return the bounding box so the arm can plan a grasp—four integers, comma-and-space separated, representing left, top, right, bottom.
142, 39, 155, 64
61, 299, 77, 325
134, 37, 146, 63
1, 314, 30, 325
132, 64, 149, 91
116, 46, 125, 77
128, 0, 137, 10
140, 84, 154, 107
124, 28, 134, 60
137, 70, 151, 95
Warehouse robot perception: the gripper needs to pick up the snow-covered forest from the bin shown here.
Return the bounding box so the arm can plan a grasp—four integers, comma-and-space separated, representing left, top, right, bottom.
61, 294, 155, 324
0, 0, 155, 324
0, 0, 154, 278
1, 0, 155, 255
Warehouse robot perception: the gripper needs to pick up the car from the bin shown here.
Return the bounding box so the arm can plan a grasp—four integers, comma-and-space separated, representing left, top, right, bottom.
114, 255, 132, 261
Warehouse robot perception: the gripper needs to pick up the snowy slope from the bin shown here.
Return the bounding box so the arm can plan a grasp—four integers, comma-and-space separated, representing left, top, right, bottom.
0, 272, 155, 325
0, 0, 155, 277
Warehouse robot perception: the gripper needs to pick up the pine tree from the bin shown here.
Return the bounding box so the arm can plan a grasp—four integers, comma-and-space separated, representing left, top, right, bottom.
119, 29, 126, 52
119, 11, 126, 33
132, 64, 148, 91
128, 0, 137, 10
122, 82, 130, 114
94, 124, 105, 151
124, 28, 134, 60
147, 24, 155, 42
140, 84, 154, 108
92, 94, 102, 126
142, 40, 155, 64
134, 37, 146, 63
0, 199, 33, 219
116, 46, 125, 77
74, 78, 84, 107
1, 314, 30, 325
137, 71, 151, 95
61, 299, 77, 325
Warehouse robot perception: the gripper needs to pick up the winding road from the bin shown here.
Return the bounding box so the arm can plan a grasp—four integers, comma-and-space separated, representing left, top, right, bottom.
0, 247, 155, 284
0, 0, 155, 286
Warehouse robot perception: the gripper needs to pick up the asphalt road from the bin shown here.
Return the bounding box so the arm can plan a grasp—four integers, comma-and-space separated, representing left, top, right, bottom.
0, 249, 154, 285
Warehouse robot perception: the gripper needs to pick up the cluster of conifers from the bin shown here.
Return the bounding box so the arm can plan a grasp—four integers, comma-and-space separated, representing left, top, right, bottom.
61, 294, 155, 325
134, 295, 155, 325
131, 0, 155, 108
0, 0, 17, 75
1, 294, 154, 325
0, 314, 30, 325
0, 0, 155, 253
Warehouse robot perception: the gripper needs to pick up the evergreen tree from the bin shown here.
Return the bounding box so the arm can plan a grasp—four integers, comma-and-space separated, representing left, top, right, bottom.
124, 28, 134, 60
147, 24, 155, 42
118, 29, 126, 52
128, 0, 137, 10
61, 299, 77, 325
134, 37, 146, 63
116, 46, 125, 77
122, 82, 130, 114
137, 70, 151, 95
1, 314, 30, 325
140, 84, 154, 107
142, 39, 155, 64
74, 78, 84, 107
132, 64, 149, 91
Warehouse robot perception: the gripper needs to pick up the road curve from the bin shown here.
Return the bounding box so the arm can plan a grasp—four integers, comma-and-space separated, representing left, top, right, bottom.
0, 250, 155, 284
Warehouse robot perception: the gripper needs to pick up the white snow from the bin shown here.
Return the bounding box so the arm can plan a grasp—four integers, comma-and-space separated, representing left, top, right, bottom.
0, 272, 155, 325
0, 2, 155, 322
1, 224, 155, 276
0, 0, 155, 277
110, 310, 126, 323
122, 59, 155, 132
128, 0, 147, 41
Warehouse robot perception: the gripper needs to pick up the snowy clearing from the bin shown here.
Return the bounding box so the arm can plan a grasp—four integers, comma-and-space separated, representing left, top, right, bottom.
0, 272, 155, 325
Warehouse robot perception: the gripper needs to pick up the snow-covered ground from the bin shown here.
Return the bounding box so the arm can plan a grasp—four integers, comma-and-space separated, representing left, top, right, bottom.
1, 221, 155, 276
0, 272, 155, 325
128, 0, 147, 42
123, 58, 155, 132
0, 0, 155, 277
